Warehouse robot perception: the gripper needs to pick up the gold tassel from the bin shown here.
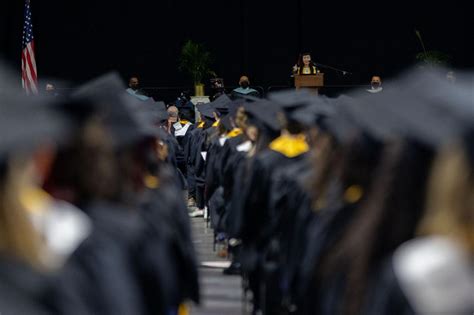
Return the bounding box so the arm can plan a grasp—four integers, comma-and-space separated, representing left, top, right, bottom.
344, 185, 363, 204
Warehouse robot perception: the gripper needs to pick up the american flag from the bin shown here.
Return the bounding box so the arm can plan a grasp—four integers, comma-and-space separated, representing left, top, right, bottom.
21, 0, 38, 95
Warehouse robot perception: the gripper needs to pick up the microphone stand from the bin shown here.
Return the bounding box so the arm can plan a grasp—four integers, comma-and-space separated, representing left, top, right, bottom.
313, 62, 352, 76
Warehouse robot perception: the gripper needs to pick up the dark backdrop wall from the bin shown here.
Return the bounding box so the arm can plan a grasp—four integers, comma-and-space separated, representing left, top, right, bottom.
1, 1, 472, 91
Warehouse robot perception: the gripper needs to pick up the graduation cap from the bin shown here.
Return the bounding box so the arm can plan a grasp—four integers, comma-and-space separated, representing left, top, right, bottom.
268, 89, 315, 108
210, 93, 232, 115
267, 89, 318, 126
242, 100, 280, 132
290, 95, 336, 127
196, 103, 216, 119
122, 93, 168, 137
69, 72, 146, 148
0, 93, 69, 160
344, 68, 470, 147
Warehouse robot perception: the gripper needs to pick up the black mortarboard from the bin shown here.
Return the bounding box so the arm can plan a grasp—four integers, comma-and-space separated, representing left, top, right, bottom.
0, 94, 68, 160
242, 100, 280, 132
345, 68, 469, 147
196, 103, 215, 119
140, 97, 167, 112
210, 94, 232, 115
122, 93, 168, 137
268, 89, 315, 109
70, 72, 145, 148
290, 95, 335, 127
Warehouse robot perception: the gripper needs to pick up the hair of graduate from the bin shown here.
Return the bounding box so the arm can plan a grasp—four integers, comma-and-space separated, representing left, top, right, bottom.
308, 131, 341, 208
235, 107, 247, 130
419, 130, 474, 254
202, 117, 216, 129
45, 114, 144, 208
0, 154, 47, 270
278, 112, 306, 135
254, 125, 279, 154
179, 107, 195, 123
319, 138, 435, 315
217, 120, 231, 135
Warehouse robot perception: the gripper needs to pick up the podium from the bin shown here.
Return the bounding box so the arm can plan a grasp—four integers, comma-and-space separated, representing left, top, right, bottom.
294, 74, 324, 93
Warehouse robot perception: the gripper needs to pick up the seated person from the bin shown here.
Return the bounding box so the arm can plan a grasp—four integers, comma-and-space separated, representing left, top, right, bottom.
126, 76, 149, 101
210, 78, 226, 102
231, 76, 260, 99
367, 75, 383, 93
293, 53, 318, 75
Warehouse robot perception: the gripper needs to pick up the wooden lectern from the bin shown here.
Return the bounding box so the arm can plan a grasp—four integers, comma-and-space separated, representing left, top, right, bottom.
294, 74, 324, 93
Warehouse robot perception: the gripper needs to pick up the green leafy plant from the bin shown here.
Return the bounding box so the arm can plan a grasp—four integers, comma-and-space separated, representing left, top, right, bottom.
415, 30, 450, 66
416, 51, 450, 66
179, 40, 215, 85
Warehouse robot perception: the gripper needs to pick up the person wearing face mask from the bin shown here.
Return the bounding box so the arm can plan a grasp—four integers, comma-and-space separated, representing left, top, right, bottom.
293, 53, 318, 75
367, 75, 383, 93
126, 76, 149, 101
231, 76, 260, 99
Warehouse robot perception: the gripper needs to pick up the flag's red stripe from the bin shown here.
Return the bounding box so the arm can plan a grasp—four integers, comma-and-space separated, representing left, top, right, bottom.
25, 48, 37, 82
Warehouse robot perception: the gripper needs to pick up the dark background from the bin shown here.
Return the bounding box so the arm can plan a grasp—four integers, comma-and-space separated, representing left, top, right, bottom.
1, 1, 472, 93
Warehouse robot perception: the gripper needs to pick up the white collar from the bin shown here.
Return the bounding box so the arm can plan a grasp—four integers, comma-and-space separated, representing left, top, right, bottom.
367, 87, 383, 93
219, 136, 227, 146
393, 236, 474, 315
237, 140, 252, 152
30, 199, 92, 267
174, 122, 192, 137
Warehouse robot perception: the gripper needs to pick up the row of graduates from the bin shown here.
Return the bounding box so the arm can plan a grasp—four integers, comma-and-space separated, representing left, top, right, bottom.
0, 68, 200, 315
186, 67, 474, 315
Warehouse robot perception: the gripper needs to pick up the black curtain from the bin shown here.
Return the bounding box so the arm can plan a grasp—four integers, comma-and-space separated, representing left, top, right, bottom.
1, 0, 472, 88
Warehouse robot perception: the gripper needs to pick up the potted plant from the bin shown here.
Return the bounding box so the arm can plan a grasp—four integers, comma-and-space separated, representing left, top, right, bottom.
415, 30, 450, 67
179, 40, 215, 96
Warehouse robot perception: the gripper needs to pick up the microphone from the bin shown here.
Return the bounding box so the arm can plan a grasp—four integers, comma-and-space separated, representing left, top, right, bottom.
313, 62, 352, 76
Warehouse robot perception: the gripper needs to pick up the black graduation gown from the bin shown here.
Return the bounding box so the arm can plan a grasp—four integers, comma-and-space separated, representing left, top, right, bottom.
362, 259, 415, 315
239, 149, 307, 249
204, 136, 228, 231
175, 123, 196, 180
51, 202, 147, 315
222, 146, 249, 234
296, 201, 359, 314
162, 131, 187, 191
0, 258, 53, 315
266, 158, 313, 300
193, 127, 212, 209
144, 166, 200, 305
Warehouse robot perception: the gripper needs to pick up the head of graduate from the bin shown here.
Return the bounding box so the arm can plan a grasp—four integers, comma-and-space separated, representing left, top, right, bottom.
128, 76, 140, 91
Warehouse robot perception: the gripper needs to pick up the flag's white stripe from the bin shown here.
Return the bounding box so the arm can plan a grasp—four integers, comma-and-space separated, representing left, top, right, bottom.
23, 49, 37, 94
26, 43, 37, 77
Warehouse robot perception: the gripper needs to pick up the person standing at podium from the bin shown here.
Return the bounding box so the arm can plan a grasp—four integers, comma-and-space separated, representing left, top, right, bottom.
293, 53, 319, 75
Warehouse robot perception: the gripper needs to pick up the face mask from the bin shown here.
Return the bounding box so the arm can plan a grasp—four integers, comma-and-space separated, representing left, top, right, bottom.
371, 82, 380, 88
241, 81, 249, 89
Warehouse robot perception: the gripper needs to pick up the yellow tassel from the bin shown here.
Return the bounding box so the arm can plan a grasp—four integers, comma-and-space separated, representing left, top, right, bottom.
178, 304, 190, 315
144, 175, 160, 189
344, 185, 364, 204
227, 128, 243, 138
198, 121, 205, 128
212, 120, 220, 127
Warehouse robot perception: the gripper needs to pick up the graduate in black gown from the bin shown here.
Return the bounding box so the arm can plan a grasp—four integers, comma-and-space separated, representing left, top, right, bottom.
44, 73, 199, 315
231, 90, 318, 314
0, 81, 73, 315
300, 68, 474, 315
